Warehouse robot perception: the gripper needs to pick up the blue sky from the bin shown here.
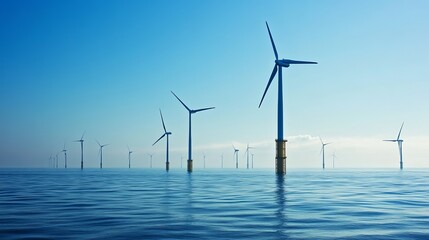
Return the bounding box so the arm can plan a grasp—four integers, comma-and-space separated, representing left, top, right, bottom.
1, 0, 429, 168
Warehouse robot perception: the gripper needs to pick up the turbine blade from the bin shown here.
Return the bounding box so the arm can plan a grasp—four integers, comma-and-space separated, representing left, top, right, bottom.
171, 91, 190, 111
383, 140, 397, 142
259, 64, 277, 108
397, 122, 404, 140
81, 131, 85, 140
320, 146, 323, 155
127, 145, 130, 152
153, 133, 166, 146
193, 107, 215, 113
159, 109, 167, 133
266, 21, 278, 60
319, 137, 323, 145
279, 59, 318, 65
96, 139, 101, 147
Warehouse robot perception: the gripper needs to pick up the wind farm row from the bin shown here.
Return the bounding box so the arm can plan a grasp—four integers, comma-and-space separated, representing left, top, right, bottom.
48, 22, 406, 173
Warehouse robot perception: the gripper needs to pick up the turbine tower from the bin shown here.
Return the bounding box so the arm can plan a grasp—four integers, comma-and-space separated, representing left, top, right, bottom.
320, 137, 331, 170
74, 132, 85, 169
62, 144, 67, 168
332, 152, 336, 168
147, 153, 153, 168
383, 122, 405, 169
153, 109, 172, 172
128, 146, 133, 169
221, 154, 224, 169
233, 145, 239, 169
258, 22, 317, 174
171, 91, 215, 172
245, 144, 254, 169
96, 140, 109, 169
251, 153, 254, 169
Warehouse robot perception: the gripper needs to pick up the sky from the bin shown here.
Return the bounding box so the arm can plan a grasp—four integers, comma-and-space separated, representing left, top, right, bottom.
1, 0, 429, 169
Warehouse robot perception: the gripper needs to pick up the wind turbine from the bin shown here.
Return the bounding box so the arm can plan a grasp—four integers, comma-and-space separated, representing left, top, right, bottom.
233, 145, 239, 169
245, 144, 254, 169
55, 152, 59, 168
203, 153, 206, 169
74, 132, 85, 169
332, 152, 336, 168
147, 153, 153, 168
62, 144, 67, 168
383, 122, 405, 170
171, 91, 215, 172
258, 22, 317, 174
221, 154, 224, 169
251, 153, 254, 169
49, 155, 52, 168
320, 137, 331, 170
96, 140, 109, 169
153, 109, 172, 172
127, 146, 133, 169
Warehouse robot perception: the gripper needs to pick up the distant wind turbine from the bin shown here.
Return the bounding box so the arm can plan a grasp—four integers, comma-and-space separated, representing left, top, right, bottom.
251, 153, 254, 169
221, 154, 224, 169
74, 132, 85, 169
320, 137, 331, 170
383, 122, 405, 170
332, 152, 336, 168
147, 153, 153, 168
62, 144, 67, 169
258, 22, 317, 174
153, 109, 172, 172
96, 140, 109, 169
203, 153, 206, 169
128, 146, 133, 168
55, 153, 59, 168
233, 145, 239, 169
245, 144, 254, 169
171, 91, 215, 172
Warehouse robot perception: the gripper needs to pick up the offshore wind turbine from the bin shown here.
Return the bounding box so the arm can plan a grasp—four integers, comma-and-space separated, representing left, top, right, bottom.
258, 22, 317, 174
171, 91, 215, 172
332, 152, 336, 168
221, 154, 224, 169
233, 145, 239, 169
74, 132, 85, 169
320, 137, 331, 170
62, 144, 67, 168
153, 109, 172, 171
55, 153, 59, 168
251, 153, 254, 169
245, 144, 254, 169
383, 122, 405, 169
203, 153, 206, 168
127, 146, 133, 169
96, 140, 109, 169
147, 153, 153, 168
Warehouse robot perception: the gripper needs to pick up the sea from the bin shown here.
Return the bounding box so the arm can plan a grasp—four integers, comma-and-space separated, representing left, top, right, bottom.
0, 168, 428, 240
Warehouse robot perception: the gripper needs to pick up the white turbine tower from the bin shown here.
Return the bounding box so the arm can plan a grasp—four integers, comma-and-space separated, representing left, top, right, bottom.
128, 146, 133, 169
74, 132, 85, 169
96, 140, 109, 169
320, 137, 331, 170
244, 144, 254, 169
233, 145, 239, 169
383, 122, 405, 170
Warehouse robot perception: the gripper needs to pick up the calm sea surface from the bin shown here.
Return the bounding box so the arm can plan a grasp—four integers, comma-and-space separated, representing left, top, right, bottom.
0, 169, 428, 239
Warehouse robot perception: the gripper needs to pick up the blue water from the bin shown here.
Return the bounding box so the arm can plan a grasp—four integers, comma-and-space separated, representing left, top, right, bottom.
0, 169, 428, 239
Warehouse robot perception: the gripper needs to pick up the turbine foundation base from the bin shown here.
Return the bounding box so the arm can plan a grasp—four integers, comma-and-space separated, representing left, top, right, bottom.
275, 139, 287, 174
187, 160, 193, 172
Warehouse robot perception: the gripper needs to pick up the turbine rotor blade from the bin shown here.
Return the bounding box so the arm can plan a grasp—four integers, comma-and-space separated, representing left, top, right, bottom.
278, 59, 318, 65
171, 91, 190, 111
193, 107, 215, 113
259, 64, 277, 108
81, 131, 85, 140
397, 122, 404, 140
153, 133, 166, 146
159, 109, 167, 133
383, 140, 397, 142
266, 21, 278, 60
96, 139, 101, 147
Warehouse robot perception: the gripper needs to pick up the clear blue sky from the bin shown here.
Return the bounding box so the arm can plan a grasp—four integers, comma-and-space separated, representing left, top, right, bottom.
1, 0, 429, 168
